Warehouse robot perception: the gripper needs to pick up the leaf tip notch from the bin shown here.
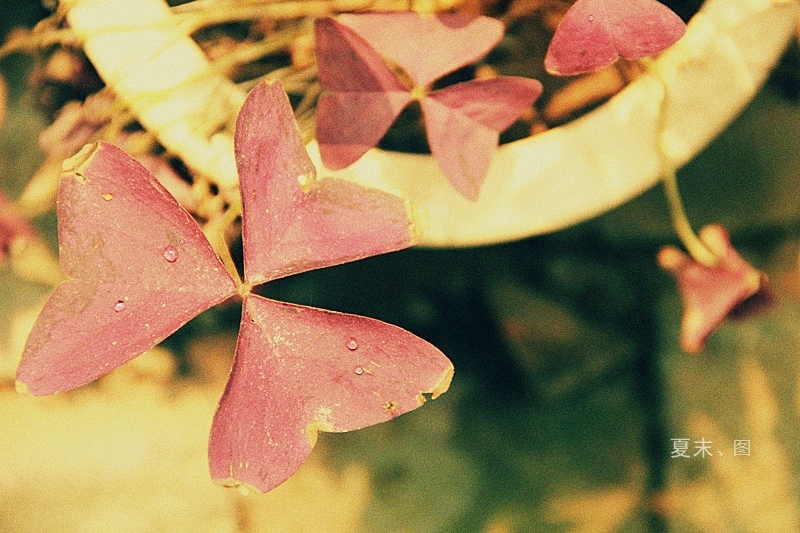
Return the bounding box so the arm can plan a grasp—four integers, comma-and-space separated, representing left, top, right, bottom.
216, 472, 262, 497
61, 142, 100, 182
414, 364, 454, 405
14, 380, 30, 395
305, 408, 336, 447
430, 365, 454, 400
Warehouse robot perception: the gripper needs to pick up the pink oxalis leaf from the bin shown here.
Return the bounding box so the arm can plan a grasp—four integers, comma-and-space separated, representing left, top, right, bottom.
16, 142, 238, 395
209, 295, 453, 492
236, 81, 415, 285
544, 0, 686, 76
16, 79, 453, 494
315, 14, 543, 201
657, 224, 775, 353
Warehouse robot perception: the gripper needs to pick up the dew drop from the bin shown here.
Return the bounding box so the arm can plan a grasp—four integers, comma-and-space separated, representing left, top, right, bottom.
347, 338, 358, 351
113, 300, 126, 312
588, 14, 594, 22
297, 174, 312, 192
102, 193, 113, 201
354, 366, 364, 375
163, 245, 178, 262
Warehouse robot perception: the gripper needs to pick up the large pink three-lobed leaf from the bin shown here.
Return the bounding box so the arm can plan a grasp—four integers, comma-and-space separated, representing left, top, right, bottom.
545, 0, 686, 76
16, 142, 238, 395
315, 14, 542, 201
17, 79, 453, 494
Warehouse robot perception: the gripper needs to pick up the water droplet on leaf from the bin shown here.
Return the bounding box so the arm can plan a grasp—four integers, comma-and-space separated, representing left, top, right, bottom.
347, 338, 358, 351
354, 366, 364, 375
102, 193, 113, 201
113, 300, 126, 312
296, 174, 312, 192
163, 244, 179, 262
588, 14, 594, 22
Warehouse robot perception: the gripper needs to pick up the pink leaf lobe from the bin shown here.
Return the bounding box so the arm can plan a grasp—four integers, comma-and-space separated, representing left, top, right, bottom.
16, 142, 237, 395
422, 77, 543, 200
208, 294, 454, 493
338, 12, 504, 88
314, 17, 413, 169
237, 81, 415, 286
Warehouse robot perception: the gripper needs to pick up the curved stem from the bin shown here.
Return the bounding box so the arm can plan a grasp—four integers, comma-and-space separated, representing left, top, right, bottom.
660, 157, 718, 266
204, 198, 243, 285
641, 58, 719, 267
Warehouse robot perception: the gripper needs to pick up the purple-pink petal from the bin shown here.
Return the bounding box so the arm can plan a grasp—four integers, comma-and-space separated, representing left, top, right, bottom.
658, 224, 774, 353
